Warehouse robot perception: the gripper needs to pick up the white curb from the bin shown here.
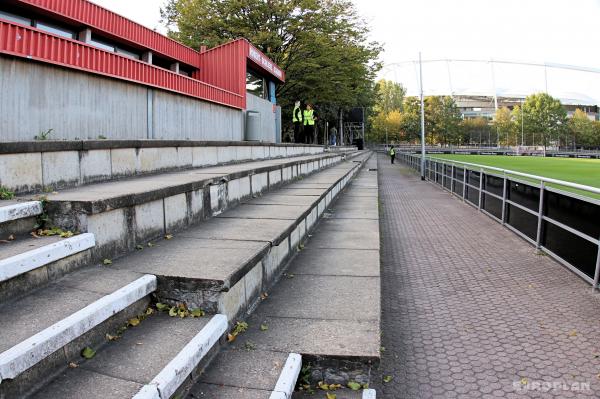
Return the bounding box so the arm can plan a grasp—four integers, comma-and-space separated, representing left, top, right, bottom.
0, 201, 42, 224
0, 274, 157, 382
270, 353, 302, 399
133, 314, 228, 399
363, 388, 376, 398
0, 233, 96, 282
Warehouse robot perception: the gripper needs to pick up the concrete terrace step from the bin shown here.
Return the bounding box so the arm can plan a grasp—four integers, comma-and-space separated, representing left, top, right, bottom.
0, 233, 96, 303
44, 152, 348, 261
214, 158, 380, 396
189, 351, 301, 398
0, 266, 154, 397
0, 201, 42, 237
106, 154, 370, 321
31, 313, 227, 399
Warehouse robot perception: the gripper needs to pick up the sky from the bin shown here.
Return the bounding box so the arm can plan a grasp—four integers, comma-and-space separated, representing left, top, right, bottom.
90, 0, 600, 103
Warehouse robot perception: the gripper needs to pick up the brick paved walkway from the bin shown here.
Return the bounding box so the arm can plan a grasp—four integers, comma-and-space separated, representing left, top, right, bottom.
373, 153, 600, 398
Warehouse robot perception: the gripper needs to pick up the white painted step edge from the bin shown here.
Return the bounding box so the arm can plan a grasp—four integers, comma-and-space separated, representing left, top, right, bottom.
363, 388, 376, 399
0, 274, 157, 383
132, 314, 228, 399
0, 201, 42, 224
0, 233, 95, 282
270, 353, 302, 399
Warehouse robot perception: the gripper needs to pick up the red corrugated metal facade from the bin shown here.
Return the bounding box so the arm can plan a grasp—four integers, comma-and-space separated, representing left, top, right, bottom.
0, 0, 285, 110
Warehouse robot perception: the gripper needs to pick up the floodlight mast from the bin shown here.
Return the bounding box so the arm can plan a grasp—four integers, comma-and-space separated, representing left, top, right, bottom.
419, 52, 426, 180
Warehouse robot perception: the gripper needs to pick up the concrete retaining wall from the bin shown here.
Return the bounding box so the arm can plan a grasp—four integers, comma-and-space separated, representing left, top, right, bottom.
0, 56, 249, 142
0, 141, 324, 194
246, 94, 277, 142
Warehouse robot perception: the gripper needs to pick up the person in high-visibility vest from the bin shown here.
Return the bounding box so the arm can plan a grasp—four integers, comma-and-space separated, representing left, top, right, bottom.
292, 101, 303, 143
303, 104, 317, 144
389, 145, 396, 164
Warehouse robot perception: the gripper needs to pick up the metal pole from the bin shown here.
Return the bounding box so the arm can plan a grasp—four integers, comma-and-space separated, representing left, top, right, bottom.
536, 181, 545, 249
521, 100, 524, 147
490, 59, 498, 112
593, 243, 600, 292
419, 52, 426, 180
501, 172, 507, 224
478, 168, 483, 211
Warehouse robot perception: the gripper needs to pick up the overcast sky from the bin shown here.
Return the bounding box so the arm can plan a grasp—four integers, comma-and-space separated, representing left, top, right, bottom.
90, 0, 600, 102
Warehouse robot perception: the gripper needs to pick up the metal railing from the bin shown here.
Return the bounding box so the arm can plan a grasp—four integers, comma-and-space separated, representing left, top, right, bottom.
397, 152, 600, 290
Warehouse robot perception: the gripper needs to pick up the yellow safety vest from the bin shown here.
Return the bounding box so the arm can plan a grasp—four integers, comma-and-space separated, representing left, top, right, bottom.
390, 148, 396, 156
293, 106, 302, 123
303, 109, 315, 126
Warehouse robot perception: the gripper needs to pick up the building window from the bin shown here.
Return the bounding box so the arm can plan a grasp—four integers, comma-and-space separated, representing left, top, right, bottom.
35, 21, 75, 39
89, 36, 115, 52
116, 47, 140, 60
246, 69, 266, 98
0, 10, 32, 26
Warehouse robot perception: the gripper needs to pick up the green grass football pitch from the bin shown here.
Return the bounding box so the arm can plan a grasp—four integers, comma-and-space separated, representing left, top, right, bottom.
429, 154, 600, 198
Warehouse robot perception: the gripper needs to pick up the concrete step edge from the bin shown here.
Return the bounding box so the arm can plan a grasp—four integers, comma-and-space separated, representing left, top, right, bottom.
0, 274, 156, 382
270, 353, 302, 399
0, 233, 95, 283
0, 201, 42, 224
132, 314, 227, 399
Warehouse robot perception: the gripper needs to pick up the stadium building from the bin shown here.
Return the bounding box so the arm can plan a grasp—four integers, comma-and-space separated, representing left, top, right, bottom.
0, 0, 285, 142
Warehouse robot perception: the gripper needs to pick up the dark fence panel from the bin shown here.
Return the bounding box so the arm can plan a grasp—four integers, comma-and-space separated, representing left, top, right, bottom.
466, 185, 479, 206
484, 174, 504, 197
545, 191, 600, 239
543, 222, 597, 278
508, 181, 540, 211
483, 194, 503, 219
506, 204, 538, 241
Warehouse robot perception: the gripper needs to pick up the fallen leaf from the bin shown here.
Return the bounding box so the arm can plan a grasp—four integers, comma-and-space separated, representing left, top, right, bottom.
7, 234, 15, 241
136, 342, 143, 345
190, 308, 205, 317
165, 234, 173, 240
260, 323, 269, 331
520, 377, 528, 385
168, 307, 178, 317
145, 308, 154, 315
147, 242, 154, 247
260, 292, 269, 300
156, 303, 169, 311
81, 347, 96, 359
383, 375, 393, 383
135, 244, 144, 250
30, 231, 40, 238
227, 333, 237, 342
68, 362, 78, 368
362, 383, 369, 389
106, 333, 119, 341
347, 381, 361, 391
102, 258, 112, 265
569, 330, 578, 337
128, 317, 140, 327
60, 231, 74, 238
326, 393, 336, 399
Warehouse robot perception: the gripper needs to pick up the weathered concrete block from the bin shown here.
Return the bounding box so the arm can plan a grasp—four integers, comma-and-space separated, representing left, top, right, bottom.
282, 167, 292, 183
210, 183, 226, 215
192, 147, 218, 167
318, 198, 326, 216
244, 261, 263, 308
227, 179, 241, 203
307, 208, 318, 230
251, 173, 268, 195
217, 147, 235, 164
165, 194, 188, 232
218, 277, 246, 321
9, 159, 38, 200
177, 147, 193, 168
239, 176, 251, 199
139, 147, 178, 173
251, 146, 266, 160
111, 148, 138, 177
236, 146, 252, 161
42, 151, 80, 189
87, 208, 129, 254
263, 237, 290, 285
269, 169, 282, 187
80, 149, 111, 184
134, 199, 165, 242
290, 225, 301, 250
189, 188, 204, 223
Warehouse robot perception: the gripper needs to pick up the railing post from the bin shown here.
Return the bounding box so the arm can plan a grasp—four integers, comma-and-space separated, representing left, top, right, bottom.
535, 181, 545, 249
442, 163, 446, 190
451, 164, 455, 194
462, 166, 466, 201
593, 243, 600, 292
478, 168, 483, 211
501, 172, 507, 225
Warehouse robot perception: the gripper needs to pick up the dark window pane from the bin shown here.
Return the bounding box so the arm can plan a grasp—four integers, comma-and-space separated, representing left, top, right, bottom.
466, 185, 479, 206
483, 174, 504, 197
246, 70, 265, 98
483, 194, 502, 219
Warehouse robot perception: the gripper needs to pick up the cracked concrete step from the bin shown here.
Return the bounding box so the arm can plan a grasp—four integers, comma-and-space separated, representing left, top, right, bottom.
107, 158, 367, 321
0, 233, 96, 303
0, 201, 43, 237
189, 350, 300, 399
43, 152, 347, 262
31, 313, 226, 399
0, 266, 154, 398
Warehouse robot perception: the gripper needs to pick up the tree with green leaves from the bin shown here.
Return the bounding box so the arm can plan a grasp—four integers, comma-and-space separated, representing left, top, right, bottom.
569, 109, 595, 149
399, 97, 421, 143
369, 79, 406, 142
161, 0, 382, 135
460, 117, 491, 146
426, 96, 462, 145
493, 107, 516, 146
521, 93, 567, 149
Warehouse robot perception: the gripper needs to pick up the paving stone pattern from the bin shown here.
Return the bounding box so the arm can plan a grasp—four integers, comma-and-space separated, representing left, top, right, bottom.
373, 153, 600, 398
